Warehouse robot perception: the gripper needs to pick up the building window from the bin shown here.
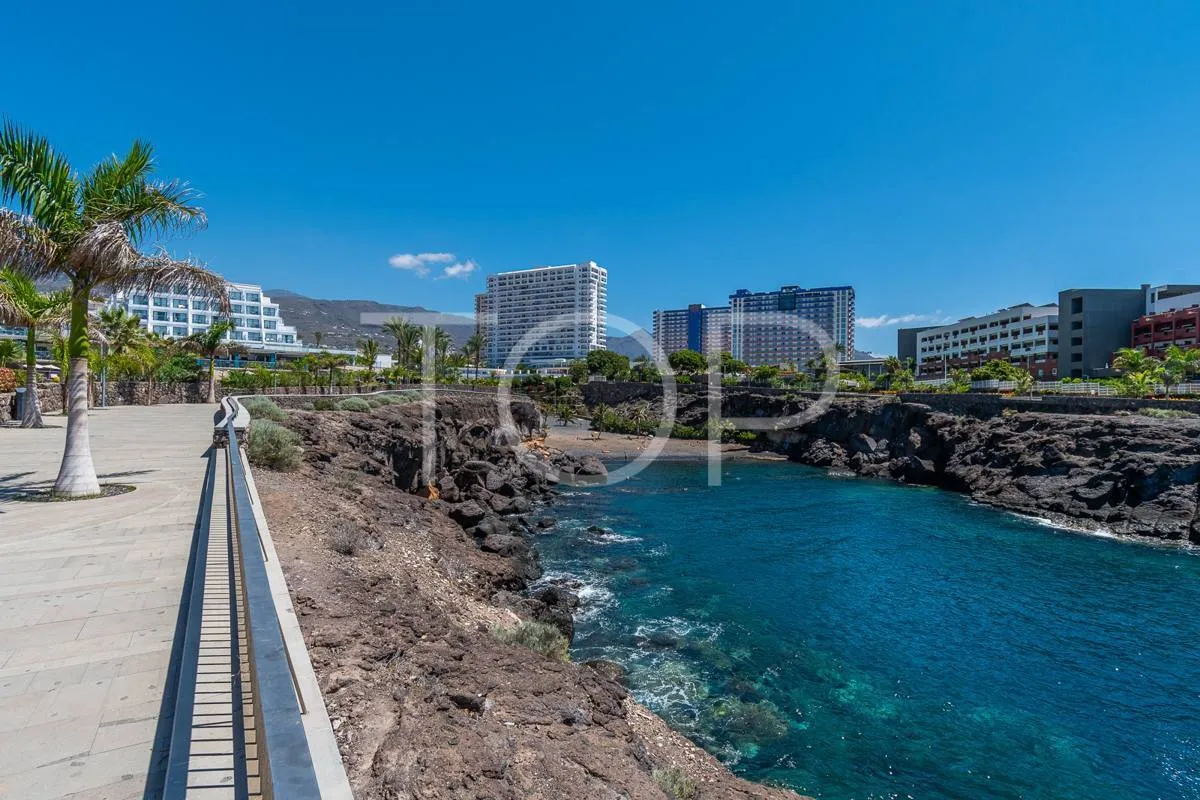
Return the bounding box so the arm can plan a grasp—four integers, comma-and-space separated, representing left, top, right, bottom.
154, 297, 169, 307
193, 314, 209, 324
246, 305, 260, 315
229, 291, 243, 301
172, 299, 188, 309
231, 304, 243, 314
264, 320, 276, 330
1071, 353, 1082, 362
247, 332, 262, 342
1070, 297, 1083, 314
246, 293, 260, 303
263, 307, 277, 317
172, 326, 188, 337
173, 312, 188, 323
1071, 321, 1083, 330
153, 311, 168, 321
132, 295, 149, 306
192, 300, 207, 310
1071, 337, 1082, 346
153, 325, 168, 335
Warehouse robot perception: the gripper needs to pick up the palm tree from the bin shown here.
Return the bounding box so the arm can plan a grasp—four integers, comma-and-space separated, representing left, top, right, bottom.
462, 332, 485, 378
49, 330, 69, 413
182, 319, 236, 403
0, 269, 70, 427
311, 330, 324, 348
287, 355, 314, 394
1113, 347, 1157, 375
0, 124, 227, 496
96, 307, 146, 400
0, 338, 17, 367
382, 317, 422, 371
433, 326, 453, 373
357, 337, 380, 370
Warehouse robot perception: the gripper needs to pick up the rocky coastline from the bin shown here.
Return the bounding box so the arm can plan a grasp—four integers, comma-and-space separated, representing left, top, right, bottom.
581, 387, 1200, 544
258, 395, 805, 799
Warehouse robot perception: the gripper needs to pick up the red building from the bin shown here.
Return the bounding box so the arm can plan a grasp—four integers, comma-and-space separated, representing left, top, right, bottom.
1130, 306, 1200, 355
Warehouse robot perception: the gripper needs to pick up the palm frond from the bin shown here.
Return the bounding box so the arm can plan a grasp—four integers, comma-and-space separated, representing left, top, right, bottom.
0, 121, 80, 231
107, 247, 230, 313
0, 208, 59, 279
81, 140, 154, 220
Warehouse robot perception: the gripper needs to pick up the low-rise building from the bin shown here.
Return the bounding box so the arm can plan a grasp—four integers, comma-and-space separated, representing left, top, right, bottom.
915, 303, 1059, 379
897, 325, 937, 367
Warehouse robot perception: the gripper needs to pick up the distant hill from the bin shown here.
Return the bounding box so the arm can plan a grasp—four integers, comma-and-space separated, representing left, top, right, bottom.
265, 289, 477, 350
606, 333, 653, 359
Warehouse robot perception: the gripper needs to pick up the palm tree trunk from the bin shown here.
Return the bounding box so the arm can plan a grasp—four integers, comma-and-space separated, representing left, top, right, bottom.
21, 327, 44, 428
53, 291, 100, 497
207, 359, 217, 404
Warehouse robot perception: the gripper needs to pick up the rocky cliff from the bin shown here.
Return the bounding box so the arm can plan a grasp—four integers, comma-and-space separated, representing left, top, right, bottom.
259, 395, 804, 800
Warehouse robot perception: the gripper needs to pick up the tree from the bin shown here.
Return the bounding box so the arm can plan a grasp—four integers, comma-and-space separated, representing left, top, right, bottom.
462, 332, 485, 378
1112, 347, 1156, 375
311, 330, 324, 348
568, 359, 589, 384
1119, 370, 1157, 398
719, 352, 750, 375
182, 319, 237, 403
383, 317, 422, 372
0, 125, 226, 497
357, 337, 380, 370
432, 326, 453, 373
970, 358, 1027, 383
0, 269, 70, 426
585, 349, 630, 381
751, 364, 780, 383
287, 355, 314, 393
1161, 345, 1199, 396
667, 349, 708, 374
876, 355, 916, 391
630, 355, 661, 383
0, 338, 17, 367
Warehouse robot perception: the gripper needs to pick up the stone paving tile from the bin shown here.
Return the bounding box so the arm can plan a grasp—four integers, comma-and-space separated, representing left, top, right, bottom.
0, 405, 213, 799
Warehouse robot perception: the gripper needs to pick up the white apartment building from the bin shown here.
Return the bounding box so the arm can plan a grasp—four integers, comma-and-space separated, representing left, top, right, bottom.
111, 281, 305, 354
916, 303, 1059, 378
483, 262, 607, 367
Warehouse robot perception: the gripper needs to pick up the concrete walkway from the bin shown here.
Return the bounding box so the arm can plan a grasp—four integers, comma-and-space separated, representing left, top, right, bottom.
0, 405, 215, 800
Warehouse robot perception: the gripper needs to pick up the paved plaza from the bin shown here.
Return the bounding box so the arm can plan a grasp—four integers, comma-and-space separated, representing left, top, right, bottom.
0, 405, 215, 799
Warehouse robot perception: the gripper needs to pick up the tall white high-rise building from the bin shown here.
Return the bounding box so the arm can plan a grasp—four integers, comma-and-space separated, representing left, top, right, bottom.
483, 262, 607, 367
110, 281, 304, 353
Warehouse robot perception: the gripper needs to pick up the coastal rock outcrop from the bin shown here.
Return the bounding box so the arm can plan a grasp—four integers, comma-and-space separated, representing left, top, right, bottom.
264, 395, 803, 799
580, 386, 1200, 543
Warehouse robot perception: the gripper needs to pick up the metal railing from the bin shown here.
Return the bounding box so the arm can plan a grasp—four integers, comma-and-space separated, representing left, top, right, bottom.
224, 415, 321, 798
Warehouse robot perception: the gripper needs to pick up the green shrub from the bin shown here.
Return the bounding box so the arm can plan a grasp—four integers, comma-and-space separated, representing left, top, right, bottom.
652, 766, 698, 800
240, 395, 287, 421
1138, 407, 1199, 420
312, 398, 337, 411
246, 420, 302, 471
492, 620, 569, 661
365, 396, 385, 408
338, 397, 371, 412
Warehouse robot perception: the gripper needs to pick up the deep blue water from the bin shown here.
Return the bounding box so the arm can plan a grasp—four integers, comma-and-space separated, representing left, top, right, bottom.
535, 461, 1200, 800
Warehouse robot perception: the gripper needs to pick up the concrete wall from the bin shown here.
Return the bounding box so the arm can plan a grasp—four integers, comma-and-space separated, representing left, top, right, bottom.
1057, 288, 1147, 378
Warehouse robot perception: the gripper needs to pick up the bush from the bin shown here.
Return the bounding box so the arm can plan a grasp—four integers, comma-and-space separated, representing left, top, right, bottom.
338, 397, 371, 412
0, 367, 16, 392
652, 767, 698, 800
1139, 407, 1199, 420
492, 620, 570, 661
239, 395, 287, 421
246, 420, 302, 471
312, 398, 337, 411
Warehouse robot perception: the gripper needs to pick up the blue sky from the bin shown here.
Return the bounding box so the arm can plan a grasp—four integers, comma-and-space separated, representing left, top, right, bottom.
6, 1, 1200, 353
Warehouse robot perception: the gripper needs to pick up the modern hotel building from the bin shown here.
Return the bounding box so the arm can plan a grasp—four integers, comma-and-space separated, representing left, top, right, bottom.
482, 261, 608, 367
109, 281, 306, 358
728, 285, 855, 367
652, 304, 731, 358
915, 303, 1059, 378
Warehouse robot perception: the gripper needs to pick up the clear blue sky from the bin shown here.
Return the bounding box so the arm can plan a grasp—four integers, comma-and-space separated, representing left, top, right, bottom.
6, 1, 1200, 353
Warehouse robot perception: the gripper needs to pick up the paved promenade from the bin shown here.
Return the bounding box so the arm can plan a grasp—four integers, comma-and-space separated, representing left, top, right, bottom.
0, 405, 215, 800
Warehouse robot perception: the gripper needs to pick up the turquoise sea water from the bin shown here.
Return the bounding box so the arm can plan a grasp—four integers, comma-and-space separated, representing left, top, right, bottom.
535, 461, 1200, 800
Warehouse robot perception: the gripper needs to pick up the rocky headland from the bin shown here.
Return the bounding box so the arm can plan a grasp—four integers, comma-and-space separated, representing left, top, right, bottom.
257, 394, 804, 800
582, 385, 1200, 543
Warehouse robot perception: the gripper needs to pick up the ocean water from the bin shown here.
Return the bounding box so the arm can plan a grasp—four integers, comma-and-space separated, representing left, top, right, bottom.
535, 461, 1200, 800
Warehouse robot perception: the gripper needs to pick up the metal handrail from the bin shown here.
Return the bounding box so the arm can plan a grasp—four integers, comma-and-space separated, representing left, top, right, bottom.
226, 419, 322, 798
